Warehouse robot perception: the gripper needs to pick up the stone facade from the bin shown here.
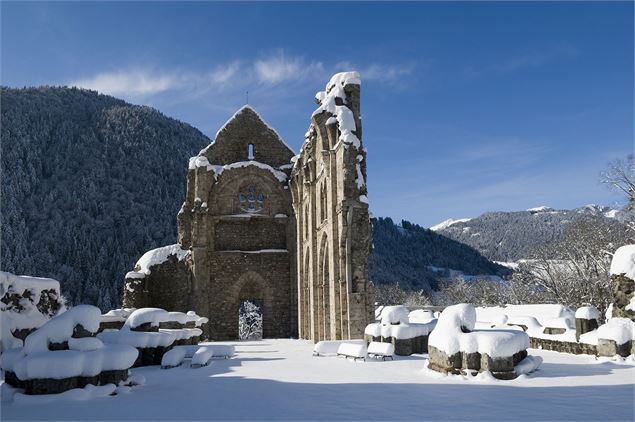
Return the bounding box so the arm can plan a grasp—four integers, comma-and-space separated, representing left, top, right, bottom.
610, 273, 635, 320
290, 73, 374, 341
123, 72, 373, 341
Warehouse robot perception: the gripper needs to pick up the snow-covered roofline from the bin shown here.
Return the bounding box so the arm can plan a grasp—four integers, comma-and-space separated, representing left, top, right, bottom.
188, 157, 288, 183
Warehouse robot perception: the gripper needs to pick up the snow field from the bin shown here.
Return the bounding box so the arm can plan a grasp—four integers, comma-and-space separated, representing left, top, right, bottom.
3, 339, 633, 421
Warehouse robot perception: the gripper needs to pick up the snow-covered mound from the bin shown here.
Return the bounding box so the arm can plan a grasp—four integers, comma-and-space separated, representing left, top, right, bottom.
475, 304, 575, 328
123, 308, 170, 330
1, 305, 138, 394
430, 304, 529, 358
0, 271, 66, 351
575, 306, 600, 320
597, 318, 635, 345
378, 306, 410, 325
610, 244, 635, 280
23, 305, 101, 354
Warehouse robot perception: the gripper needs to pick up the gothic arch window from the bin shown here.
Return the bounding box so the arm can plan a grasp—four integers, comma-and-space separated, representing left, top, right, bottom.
320, 183, 327, 223
247, 143, 255, 160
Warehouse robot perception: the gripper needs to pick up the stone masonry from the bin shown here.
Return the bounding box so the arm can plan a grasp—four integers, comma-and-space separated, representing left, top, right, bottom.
123, 72, 373, 341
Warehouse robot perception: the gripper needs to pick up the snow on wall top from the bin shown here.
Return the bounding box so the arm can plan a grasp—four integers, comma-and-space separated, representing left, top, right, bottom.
575, 306, 600, 320
188, 157, 288, 183
23, 305, 101, 354
312, 71, 361, 149
378, 306, 410, 325
597, 317, 634, 344
135, 244, 190, 275
123, 308, 170, 330
610, 244, 635, 280
0, 271, 61, 296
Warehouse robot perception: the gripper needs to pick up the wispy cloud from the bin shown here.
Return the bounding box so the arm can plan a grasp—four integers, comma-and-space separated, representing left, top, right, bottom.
335, 61, 416, 83
71, 69, 178, 97
69, 50, 419, 101
254, 51, 324, 84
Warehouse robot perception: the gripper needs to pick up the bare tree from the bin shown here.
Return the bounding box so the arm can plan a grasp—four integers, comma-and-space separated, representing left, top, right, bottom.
516, 217, 631, 318
601, 154, 635, 209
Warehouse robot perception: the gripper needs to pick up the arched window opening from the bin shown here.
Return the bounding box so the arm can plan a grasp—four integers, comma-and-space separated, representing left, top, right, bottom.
248, 143, 254, 160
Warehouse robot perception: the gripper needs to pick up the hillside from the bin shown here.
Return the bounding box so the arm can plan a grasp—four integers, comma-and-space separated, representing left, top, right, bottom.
431, 205, 631, 262
369, 217, 508, 292
1, 86, 210, 309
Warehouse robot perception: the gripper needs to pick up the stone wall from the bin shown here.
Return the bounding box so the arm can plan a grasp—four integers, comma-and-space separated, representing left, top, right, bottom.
290, 73, 373, 342
529, 337, 597, 355
610, 273, 635, 320
123, 255, 193, 312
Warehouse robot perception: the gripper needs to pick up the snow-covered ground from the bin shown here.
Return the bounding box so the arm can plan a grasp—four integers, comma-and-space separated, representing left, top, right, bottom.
2, 339, 634, 421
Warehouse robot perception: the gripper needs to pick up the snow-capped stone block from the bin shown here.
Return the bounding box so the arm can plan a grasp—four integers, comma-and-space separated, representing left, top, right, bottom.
610, 245, 635, 280
161, 347, 188, 369
408, 309, 436, 324
428, 304, 532, 379
123, 308, 170, 331
337, 342, 367, 361
575, 306, 600, 320
596, 318, 634, 358
0, 271, 66, 352
191, 346, 215, 367
367, 342, 394, 360
23, 305, 101, 354
313, 340, 365, 356
379, 306, 410, 325
2, 305, 138, 395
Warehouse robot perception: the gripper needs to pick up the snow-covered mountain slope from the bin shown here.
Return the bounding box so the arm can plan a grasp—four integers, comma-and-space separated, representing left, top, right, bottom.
429, 218, 472, 232
430, 205, 632, 262
370, 218, 508, 292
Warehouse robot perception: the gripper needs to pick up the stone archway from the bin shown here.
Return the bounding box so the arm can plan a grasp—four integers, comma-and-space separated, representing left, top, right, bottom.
232, 271, 271, 339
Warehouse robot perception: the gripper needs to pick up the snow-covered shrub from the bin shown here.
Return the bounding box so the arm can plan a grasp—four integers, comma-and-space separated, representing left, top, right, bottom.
1, 272, 66, 352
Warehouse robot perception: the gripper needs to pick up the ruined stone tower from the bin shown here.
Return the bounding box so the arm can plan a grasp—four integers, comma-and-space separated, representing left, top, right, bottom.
123, 72, 373, 341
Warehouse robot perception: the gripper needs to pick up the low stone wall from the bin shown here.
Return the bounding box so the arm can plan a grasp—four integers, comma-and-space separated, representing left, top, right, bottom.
529, 337, 597, 355
427, 346, 526, 380
98, 321, 125, 332
597, 339, 634, 358
364, 334, 428, 356
5, 369, 129, 395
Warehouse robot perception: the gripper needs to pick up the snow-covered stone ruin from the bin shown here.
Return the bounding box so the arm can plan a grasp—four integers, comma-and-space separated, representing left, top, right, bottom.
427, 304, 540, 379
1, 271, 65, 352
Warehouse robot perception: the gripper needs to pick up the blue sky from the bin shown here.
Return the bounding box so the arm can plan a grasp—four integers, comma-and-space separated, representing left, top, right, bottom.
2, 1, 633, 227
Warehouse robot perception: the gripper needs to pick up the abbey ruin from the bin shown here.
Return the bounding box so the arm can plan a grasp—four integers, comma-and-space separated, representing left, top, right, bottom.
123, 72, 373, 341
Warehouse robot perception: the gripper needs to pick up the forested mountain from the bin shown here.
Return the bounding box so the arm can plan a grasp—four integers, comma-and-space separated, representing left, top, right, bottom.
432, 206, 632, 262
369, 218, 508, 292
1, 87, 209, 310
